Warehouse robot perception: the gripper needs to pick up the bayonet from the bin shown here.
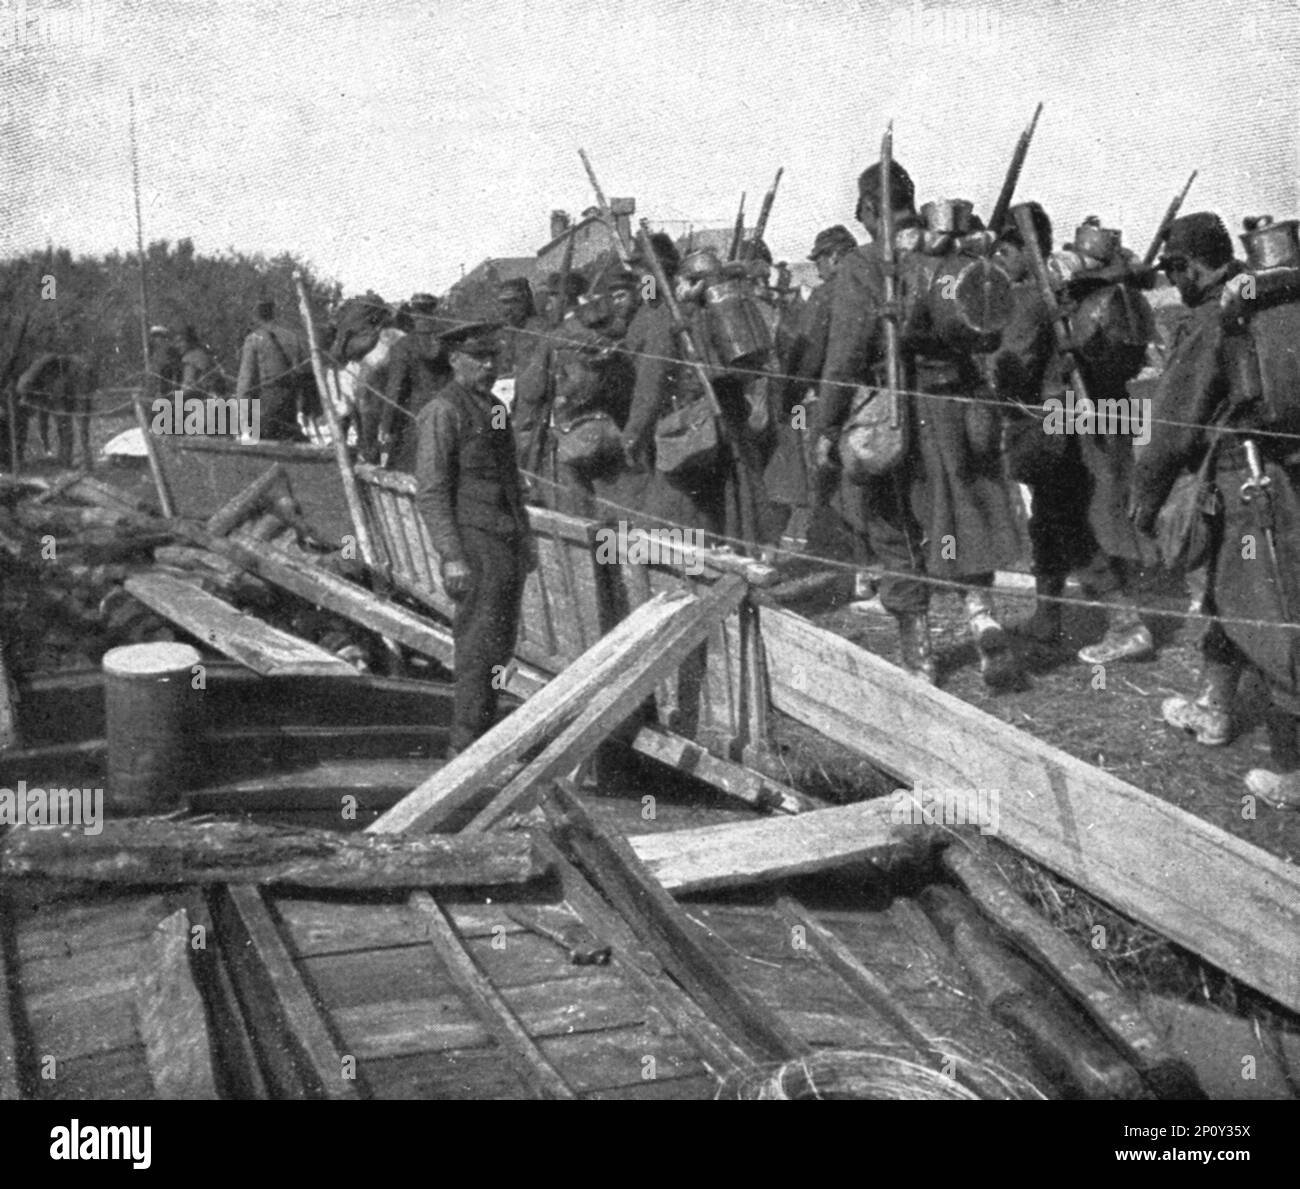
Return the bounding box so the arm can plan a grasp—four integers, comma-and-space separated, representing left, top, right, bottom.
989, 101, 1043, 237
1143, 169, 1198, 267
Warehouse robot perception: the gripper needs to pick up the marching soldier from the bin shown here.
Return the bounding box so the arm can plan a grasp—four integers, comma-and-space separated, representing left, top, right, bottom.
145, 324, 182, 404
233, 300, 310, 440
177, 325, 223, 400
992, 204, 1159, 663
382, 293, 451, 470
414, 322, 534, 757
513, 269, 639, 518
814, 160, 1023, 686
1130, 213, 1300, 795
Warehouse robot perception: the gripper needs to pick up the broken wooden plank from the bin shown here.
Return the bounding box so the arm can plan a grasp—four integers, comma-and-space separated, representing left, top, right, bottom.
205, 463, 287, 536
626, 798, 931, 895
211, 884, 360, 1099
408, 891, 576, 1099
464, 578, 749, 832
759, 605, 1300, 1016
627, 726, 820, 815
0, 641, 17, 752
134, 908, 219, 1099
0, 894, 24, 1098
543, 781, 808, 1065
124, 571, 357, 677
940, 842, 1204, 1098
370, 591, 706, 835
1, 819, 547, 890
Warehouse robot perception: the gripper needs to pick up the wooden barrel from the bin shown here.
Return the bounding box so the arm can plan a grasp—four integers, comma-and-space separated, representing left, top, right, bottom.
103, 643, 203, 815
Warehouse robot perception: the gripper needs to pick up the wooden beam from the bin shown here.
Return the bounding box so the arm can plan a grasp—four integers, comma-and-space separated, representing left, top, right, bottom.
759, 605, 1300, 1015
464, 578, 749, 832
1, 819, 546, 890
124, 572, 357, 677
0, 893, 24, 1099
205, 464, 287, 537
0, 641, 17, 752
211, 884, 360, 1099
940, 843, 1204, 1098
543, 781, 808, 1064
626, 799, 931, 895
626, 725, 821, 815
134, 908, 220, 1099
408, 891, 576, 1099
369, 590, 708, 835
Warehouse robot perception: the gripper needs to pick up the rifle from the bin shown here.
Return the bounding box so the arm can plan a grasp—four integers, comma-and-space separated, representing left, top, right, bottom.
880, 122, 903, 437
745, 167, 784, 261
525, 224, 579, 480
988, 101, 1043, 237
1142, 169, 1199, 267
578, 148, 632, 263
2, 313, 30, 475
1013, 202, 1091, 406
728, 192, 747, 261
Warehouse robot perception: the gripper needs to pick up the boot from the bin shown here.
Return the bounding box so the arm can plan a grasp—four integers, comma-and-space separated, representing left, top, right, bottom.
1077, 598, 1154, 665
1161, 661, 1241, 746
1021, 574, 1065, 644
896, 611, 937, 685
966, 589, 1019, 689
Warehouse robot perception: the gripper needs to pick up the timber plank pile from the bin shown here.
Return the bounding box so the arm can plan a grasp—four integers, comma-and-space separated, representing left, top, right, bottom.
1, 462, 1297, 1099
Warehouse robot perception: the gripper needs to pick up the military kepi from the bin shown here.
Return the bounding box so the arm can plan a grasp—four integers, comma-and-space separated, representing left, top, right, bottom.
440, 321, 502, 357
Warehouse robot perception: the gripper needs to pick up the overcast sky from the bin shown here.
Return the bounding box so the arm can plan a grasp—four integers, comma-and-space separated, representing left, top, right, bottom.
3, 0, 1297, 300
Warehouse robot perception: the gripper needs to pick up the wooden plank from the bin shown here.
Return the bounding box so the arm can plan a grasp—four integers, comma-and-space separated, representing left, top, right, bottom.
0, 641, 18, 751
759, 605, 1300, 1015
124, 572, 357, 678
627, 726, 820, 815
275, 898, 523, 959
407, 891, 576, 1099
211, 884, 361, 1099
205, 463, 287, 536
0, 893, 25, 1098
2, 819, 546, 890
537, 1024, 706, 1093
134, 908, 219, 1099
187, 756, 440, 815
543, 782, 808, 1064
464, 578, 749, 832
35, 1043, 155, 1101
331, 971, 648, 1060
369, 591, 698, 834
15, 894, 172, 962
626, 799, 930, 895
361, 1046, 530, 1099
392, 497, 438, 592
941, 843, 1204, 1097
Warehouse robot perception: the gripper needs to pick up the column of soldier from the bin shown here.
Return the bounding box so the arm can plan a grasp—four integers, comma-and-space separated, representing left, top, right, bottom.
297, 154, 1300, 795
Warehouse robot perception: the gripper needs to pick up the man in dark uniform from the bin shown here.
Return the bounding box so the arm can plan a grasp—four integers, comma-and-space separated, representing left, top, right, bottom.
177, 325, 222, 400
382, 293, 451, 470
814, 160, 1023, 686
415, 322, 534, 757
514, 269, 640, 517
1131, 213, 1300, 785
538, 271, 588, 325
992, 204, 1159, 663
146, 324, 182, 404
494, 277, 543, 383
768, 224, 859, 553
233, 300, 310, 440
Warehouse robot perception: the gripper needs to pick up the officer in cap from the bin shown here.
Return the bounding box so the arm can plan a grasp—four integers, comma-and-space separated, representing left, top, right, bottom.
415, 321, 535, 756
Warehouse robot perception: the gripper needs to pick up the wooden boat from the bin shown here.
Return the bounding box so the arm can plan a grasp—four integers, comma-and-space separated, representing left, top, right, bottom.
2, 459, 1298, 1101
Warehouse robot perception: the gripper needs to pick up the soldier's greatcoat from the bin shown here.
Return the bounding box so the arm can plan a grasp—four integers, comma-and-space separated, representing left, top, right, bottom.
816, 229, 1023, 613
234, 321, 309, 440
384, 326, 451, 471
1134, 272, 1300, 713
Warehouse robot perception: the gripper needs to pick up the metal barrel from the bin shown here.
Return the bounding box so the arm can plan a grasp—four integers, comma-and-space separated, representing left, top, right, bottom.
103, 642, 203, 815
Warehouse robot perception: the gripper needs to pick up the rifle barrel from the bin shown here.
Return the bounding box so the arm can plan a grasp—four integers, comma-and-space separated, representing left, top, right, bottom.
728, 192, 747, 260
1143, 169, 1198, 267
749, 166, 784, 256
989, 101, 1043, 235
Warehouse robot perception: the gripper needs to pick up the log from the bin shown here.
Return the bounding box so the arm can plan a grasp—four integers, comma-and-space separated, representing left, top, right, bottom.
0, 818, 547, 889
134, 908, 219, 1099
464, 578, 749, 832
370, 590, 716, 835
626, 798, 930, 895
123, 571, 357, 677
759, 605, 1300, 1015
941, 843, 1204, 1098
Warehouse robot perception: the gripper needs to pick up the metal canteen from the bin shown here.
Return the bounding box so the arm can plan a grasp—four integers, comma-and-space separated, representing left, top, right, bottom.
921, 198, 975, 235
703, 275, 773, 368
926, 255, 1015, 347
1241, 217, 1300, 270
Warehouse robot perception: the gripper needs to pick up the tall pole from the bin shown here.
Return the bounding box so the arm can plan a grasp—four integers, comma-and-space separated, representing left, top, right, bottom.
128, 90, 175, 517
